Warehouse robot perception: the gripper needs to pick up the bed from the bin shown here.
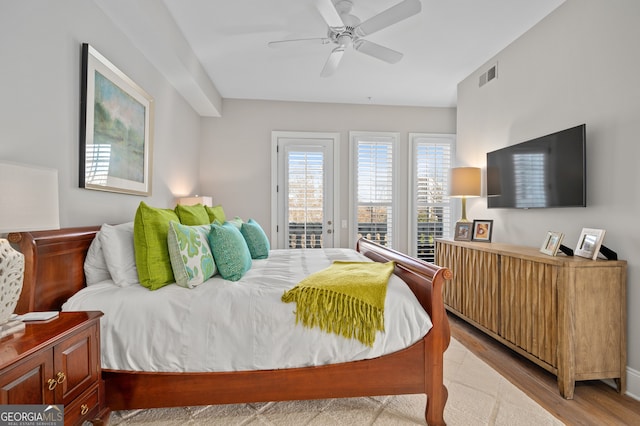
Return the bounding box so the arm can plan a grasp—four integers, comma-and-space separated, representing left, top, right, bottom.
9, 226, 452, 426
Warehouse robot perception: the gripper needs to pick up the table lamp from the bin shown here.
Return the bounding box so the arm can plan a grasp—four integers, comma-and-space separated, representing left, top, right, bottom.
0, 161, 60, 337
177, 195, 213, 207
450, 167, 481, 223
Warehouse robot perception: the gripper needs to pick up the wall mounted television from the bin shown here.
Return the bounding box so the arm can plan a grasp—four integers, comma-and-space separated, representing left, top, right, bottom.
486, 124, 586, 209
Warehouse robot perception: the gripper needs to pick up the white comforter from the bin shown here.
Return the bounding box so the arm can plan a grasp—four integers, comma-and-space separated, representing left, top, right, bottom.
62, 248, 432, 373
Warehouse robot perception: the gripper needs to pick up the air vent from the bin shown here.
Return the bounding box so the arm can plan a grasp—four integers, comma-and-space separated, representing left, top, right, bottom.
479, 63, 498, 87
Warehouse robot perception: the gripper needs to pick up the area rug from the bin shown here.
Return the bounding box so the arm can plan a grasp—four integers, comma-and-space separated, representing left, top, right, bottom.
108, 339, 564, 425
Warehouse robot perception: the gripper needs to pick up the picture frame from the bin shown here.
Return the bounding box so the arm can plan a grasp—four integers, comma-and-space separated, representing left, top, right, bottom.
454, 222, 473, 241
79, 43, 154, 196
540, 231, 564, 256
472, 220, 493, 242
574, 228, 606, 260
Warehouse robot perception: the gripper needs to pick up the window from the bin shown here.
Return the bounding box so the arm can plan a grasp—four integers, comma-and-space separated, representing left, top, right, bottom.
409, 134, 455, 262
287, 149, 324, 248
350, 132, 398, 248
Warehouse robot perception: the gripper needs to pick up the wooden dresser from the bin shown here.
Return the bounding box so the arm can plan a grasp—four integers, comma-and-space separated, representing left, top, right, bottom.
436, 239, 627, 399
0, 311, 109, 425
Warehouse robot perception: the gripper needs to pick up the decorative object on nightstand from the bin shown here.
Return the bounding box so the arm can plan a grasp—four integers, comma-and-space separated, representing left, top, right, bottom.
177, 195, 213, 207
0, 161, 59, 338
450, 167, 481, 224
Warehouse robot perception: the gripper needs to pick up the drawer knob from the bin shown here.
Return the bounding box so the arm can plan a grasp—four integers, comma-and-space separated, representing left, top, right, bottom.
56, 371, 66, 384
81, 404, 89, 415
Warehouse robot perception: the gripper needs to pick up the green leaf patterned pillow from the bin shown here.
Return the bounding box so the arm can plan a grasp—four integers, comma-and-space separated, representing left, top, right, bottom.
167, 221, 216, 288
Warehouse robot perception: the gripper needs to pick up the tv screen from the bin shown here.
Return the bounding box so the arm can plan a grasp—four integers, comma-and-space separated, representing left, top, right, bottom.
487, 124, 586, 209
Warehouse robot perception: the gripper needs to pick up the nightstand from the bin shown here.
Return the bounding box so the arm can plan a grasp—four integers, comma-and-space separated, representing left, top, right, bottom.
0, 311, 109, 425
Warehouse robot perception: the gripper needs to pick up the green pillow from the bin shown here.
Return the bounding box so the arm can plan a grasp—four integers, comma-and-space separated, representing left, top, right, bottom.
175, 203, 210, 226
227, 216, 243, 229
205, 204, 226, 224
208, 222, 252, 281
134, 202, 180, 290
240, 219, 270, 259
167, 221, 216, 288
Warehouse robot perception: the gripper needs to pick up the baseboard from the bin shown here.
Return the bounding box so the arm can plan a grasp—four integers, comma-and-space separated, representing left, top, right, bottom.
627, 366, 640, 401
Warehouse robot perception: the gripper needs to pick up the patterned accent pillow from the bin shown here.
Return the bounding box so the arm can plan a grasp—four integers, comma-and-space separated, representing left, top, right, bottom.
167, 222, 216, 288
240, 219, 270, 259
208, 222, 252, 281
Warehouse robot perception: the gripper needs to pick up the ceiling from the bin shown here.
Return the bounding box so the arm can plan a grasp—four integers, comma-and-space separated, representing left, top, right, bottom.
98, 0, 565, 114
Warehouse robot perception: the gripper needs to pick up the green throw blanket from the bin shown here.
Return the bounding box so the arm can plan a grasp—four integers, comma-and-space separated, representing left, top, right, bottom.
281, 260, 395, 347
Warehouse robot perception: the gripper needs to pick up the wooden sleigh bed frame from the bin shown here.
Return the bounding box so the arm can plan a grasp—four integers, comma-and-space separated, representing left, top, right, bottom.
9, 226, 452, 426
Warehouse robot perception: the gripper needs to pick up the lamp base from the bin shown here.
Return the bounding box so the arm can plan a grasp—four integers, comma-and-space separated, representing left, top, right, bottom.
0, 238, 25, 325
0, 319, 25, 338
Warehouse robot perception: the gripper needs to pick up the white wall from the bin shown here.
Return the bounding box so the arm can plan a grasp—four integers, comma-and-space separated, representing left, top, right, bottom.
457, 0, 640, 398
0, 0, 202, 227
200, 99, 456, 251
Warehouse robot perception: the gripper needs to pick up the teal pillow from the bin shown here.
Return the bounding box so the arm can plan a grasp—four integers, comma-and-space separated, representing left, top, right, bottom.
240, 219, 270, 259
208, 222, 252, 281
134, 202, 180, 290
167, 221, 216, 288
175, 204, 210, 226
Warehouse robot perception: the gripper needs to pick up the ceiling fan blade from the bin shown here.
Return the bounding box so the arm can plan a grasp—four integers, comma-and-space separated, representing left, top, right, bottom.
268, 37, 331, 48
354, 39, 403, 63
355, 0, 421, 37
314, 0, 346, 30
320, 47, 345, 77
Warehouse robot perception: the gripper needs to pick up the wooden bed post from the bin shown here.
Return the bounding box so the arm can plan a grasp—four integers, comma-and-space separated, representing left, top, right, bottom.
424, 266, 452, 426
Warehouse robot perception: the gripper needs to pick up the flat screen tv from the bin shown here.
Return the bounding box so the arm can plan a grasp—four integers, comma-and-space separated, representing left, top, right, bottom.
486, 124, 586, 209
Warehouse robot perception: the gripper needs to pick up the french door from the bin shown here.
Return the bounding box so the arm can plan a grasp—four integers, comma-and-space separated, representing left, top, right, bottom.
271, 132, 339, 249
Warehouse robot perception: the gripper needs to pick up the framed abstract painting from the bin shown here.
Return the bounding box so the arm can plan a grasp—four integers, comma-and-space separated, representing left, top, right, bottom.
79, 43, 154, 196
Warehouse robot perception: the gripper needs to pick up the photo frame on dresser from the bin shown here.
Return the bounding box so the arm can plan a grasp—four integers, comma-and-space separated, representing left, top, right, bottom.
540, 231, 564, 256
454, 222, 472, 241
471, 220, 493, 242
574, 228, 606, 260
79, 43, 154, 196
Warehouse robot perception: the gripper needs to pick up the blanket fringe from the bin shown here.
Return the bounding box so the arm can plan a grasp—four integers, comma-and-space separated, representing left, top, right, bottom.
282, 287, 384, 347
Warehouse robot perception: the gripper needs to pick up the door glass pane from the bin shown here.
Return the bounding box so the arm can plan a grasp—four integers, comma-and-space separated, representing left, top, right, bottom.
287, 150, 324, 248
414, 138, 452, 262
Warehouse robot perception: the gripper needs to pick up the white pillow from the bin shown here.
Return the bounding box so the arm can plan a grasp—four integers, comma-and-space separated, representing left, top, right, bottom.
99, 222, 138, 287
84, 231, 112, 285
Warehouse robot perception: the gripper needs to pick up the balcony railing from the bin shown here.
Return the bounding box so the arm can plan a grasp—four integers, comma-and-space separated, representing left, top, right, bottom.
288, 221, 444, 263
288, 222, 323, 248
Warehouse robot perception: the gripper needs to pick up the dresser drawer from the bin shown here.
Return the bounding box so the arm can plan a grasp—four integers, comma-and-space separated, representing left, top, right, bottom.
64, 381, 102, 426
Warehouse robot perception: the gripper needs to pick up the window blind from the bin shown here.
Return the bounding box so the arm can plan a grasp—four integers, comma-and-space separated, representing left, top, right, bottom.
413, 136, 453, 262
355, 137, 394, 247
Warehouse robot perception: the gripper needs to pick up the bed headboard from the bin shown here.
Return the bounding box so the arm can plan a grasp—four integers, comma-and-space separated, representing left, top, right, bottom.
8, 226, 100, 313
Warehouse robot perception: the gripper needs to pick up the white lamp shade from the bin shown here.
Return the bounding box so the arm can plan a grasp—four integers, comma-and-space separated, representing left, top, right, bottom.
450, 167, 481, 198
0, 162, 60, 233
177, 196, 213, 207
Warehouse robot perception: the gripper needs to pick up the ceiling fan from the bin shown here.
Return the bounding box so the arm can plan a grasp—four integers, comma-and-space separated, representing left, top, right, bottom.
268, 0, 422, 77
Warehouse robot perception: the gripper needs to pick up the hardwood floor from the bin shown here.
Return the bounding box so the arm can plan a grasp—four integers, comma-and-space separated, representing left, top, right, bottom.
449, 313, 640, 425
